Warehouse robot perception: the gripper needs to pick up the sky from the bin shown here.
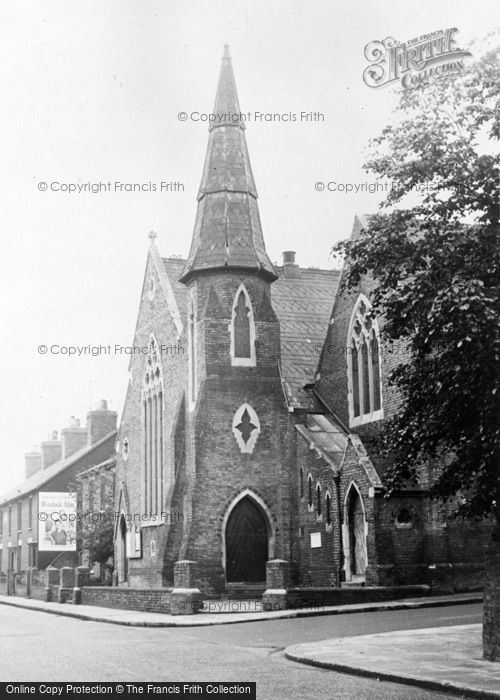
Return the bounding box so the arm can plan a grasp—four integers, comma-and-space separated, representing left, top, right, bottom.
0, 0, 498, 491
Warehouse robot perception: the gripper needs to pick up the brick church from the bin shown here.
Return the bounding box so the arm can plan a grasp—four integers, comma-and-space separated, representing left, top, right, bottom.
114, 46, 490, 595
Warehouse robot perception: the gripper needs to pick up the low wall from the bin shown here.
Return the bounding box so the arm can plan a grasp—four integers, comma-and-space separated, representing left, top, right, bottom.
451, 562, 485, 592
81, 586, 173, 614
30, 583, 49, 601
285, 585, 431, 609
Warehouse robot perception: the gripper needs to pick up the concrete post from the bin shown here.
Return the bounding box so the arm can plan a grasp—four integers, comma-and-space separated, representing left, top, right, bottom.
72, 566, 90, 604
45, 565, 59, 602
170, 560, 203, 615
262, 559, 290, 611
58, 566, 75, 603
26, 567, 38, 598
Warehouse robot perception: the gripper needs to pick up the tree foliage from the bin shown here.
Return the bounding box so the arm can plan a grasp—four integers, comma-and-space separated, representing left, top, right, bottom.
334, 46, 500, 530
80, 503, 115, 569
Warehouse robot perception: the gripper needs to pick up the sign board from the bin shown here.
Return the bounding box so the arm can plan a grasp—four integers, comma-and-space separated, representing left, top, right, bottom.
38, 492, 77, 551
310, 532, 322, 548
126, 525, 142, 559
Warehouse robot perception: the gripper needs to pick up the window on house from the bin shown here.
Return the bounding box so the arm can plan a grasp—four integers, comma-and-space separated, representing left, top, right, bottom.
316, 485, 322, 516
29, 543, 37, 568
348, 295, 383, 425
234, 291, 251, 357
17, 502, 22, 532
230, 284, 256, 367
308, 476, 313, 508
143, 336, 164, 517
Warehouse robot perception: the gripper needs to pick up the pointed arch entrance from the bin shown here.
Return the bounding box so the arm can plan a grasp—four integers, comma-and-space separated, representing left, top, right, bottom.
224, 494, 271, 583
344, 484, 368, 581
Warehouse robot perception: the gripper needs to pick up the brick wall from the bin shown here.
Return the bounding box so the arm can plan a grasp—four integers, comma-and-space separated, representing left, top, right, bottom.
180, 272, 293, 594
116, 264, 297, 594
81, 586, 172, 614
116, 253, 188, 588
293, 431, 338, 587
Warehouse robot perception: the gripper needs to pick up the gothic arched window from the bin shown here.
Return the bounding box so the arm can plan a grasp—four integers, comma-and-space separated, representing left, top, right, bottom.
347, 295, 383, 426
316, 484, 322, 516
230, 284, 256, 367
142, 336, 164, 516
325, 492, 332, 526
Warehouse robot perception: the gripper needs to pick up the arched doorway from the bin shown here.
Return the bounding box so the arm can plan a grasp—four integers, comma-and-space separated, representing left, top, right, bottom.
119, 515, 128, 583
225, 496, 269, 583
346, 486, 367, 580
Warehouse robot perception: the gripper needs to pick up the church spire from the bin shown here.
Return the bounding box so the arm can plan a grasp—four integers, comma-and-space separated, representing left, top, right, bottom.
180, 45, 277, 284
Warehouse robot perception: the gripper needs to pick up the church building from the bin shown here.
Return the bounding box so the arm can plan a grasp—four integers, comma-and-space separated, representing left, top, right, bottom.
114, 46, 489, 597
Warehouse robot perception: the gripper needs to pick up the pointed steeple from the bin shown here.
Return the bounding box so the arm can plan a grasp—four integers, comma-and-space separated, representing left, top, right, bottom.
180, 45, 277, 284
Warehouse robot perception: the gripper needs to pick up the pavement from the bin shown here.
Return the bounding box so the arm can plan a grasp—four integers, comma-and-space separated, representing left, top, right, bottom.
2, 592, 499, 697
286, 623, 500, 699
0, 591, 481, 627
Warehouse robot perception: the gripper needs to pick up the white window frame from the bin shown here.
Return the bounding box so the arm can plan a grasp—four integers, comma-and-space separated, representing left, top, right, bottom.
229, 283, 256, 367
231, 402, 261, 454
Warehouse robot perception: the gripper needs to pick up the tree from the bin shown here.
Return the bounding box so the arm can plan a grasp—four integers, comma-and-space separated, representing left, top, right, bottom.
80, 503, 115, 582
334, 45, 500, 659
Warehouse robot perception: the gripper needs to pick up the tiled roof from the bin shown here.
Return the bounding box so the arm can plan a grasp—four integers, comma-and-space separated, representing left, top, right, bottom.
272, 267, 340, 409
296, 414, 348, 471
0, 430, 117, 505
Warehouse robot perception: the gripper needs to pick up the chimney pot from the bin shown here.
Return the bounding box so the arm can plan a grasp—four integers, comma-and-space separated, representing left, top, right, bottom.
282, 251, 296, 265
87, 399, 117, 446
41, 436, 62, 469
61, 416, 87, 458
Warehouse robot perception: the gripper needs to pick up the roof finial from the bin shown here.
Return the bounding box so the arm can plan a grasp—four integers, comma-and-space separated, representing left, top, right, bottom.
148, 230, 157, 244
223, 44, 230, 58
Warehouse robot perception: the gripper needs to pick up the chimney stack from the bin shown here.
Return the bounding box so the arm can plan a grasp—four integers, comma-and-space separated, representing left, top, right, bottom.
24, 450, 42, 479
61, 416, 87, 459
41, 431, 62, 469
282, 250, 300, 278
86, 400, 117, 446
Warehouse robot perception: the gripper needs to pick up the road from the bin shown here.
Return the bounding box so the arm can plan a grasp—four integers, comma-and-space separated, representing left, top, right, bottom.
0, 602, 482, 699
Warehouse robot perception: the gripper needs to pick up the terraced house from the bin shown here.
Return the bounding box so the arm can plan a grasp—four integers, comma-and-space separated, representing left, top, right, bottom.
0, 402, 116, 580
114, 46, 490, 599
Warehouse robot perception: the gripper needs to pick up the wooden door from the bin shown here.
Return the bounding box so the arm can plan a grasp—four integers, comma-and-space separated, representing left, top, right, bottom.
226, 497, 268, 583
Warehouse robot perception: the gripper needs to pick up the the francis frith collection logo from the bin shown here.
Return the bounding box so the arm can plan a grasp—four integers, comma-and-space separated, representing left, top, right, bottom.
363, 28, 472, 89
